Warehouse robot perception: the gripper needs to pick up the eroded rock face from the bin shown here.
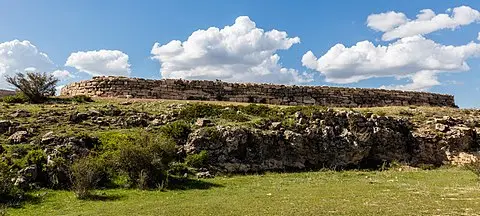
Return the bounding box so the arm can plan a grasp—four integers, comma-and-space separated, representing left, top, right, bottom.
185, 111, 479, 173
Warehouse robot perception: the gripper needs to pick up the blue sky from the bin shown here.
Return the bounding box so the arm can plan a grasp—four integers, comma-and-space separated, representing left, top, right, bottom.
1, 0, 480, 107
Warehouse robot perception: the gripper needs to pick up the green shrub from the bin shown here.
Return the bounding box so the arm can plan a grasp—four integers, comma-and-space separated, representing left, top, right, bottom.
281, 105, 326, 117
71, 156, 105, 199
5, 71, 58, 103
376, 110, 387, 117
97, 130, 139, 151
466, 160, 480, 180
0, 162, 23, 204
185, 150, 209, 168
1, 93, 28, 104
115, 133, 176, 189
281, 118, 297, 129
160, 121, 191, 143
25, 150, 47, 168
398, 109, 414, 117
240, 104, 273, 117
168, 162, 190, 176
178, 103, 223, 121
220, 111, 250, 122
71, 95, 93, 103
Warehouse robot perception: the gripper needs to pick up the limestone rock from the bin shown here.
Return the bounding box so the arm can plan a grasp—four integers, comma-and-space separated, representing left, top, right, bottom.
8, 131, 28, 144
120, 101, 132, 105
435, 123, 449, 132
270, 122, 282, 130
196, 171, 214, 179
11, 109, 31, 118
195, 118, 212, 127
41, 131, 56, 144
69, 112, 89, 123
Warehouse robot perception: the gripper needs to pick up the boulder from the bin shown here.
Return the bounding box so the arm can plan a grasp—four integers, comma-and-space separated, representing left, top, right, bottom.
11, 109, 31, 118
196, 171, 214, 179
270, 122, 282, 130
87, 109, 102, 117
41, 131, 56, 144
150, 119, 163, 126
120, 101, 132, 105
435, 123, 449, 132
8, 131, 28, 144
195, 118, 212, 127
69, 112, 89, 123
125, 115, 149, 127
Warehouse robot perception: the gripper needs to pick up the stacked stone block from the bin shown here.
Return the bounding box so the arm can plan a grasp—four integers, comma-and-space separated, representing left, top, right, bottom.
60, 76, 456, 107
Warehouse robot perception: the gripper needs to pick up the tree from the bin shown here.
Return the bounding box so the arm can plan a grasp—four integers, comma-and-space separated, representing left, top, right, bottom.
5, 72, 58, 103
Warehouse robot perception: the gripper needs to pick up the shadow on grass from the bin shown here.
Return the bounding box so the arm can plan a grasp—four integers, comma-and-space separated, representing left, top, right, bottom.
79, 193, 124, 201
167, 177, 223, 190
6, 192, 46, 209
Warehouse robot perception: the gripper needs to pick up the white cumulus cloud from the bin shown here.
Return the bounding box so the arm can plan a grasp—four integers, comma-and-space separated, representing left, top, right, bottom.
367, 6, 480, 41
65, 50, 131, 77
0, 40, 66, 88
52, 70, 74, 80
151, 16, 312, 84
366, 11, 408, 32
302, 35, 480, 90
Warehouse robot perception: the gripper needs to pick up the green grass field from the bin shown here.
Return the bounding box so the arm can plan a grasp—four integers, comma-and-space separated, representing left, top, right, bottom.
7, 168, 480, 216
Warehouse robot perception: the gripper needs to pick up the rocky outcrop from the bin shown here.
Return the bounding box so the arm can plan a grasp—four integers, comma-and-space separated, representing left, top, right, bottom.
185, 111, 479, 173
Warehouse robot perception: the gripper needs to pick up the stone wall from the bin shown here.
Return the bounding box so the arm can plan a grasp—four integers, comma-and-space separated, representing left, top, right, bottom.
60, 76, 456, 107
0, 89, 15, 97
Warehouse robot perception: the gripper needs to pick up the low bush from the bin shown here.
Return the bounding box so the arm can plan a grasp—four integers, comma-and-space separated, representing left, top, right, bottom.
71, 95, 94, 103
168, 161, 190, 177
24, 150, 47, 168
240, 104, 273, 117
160, 121, 191, 143
466, 160, 480, 180
0, 162, 23, 204
71, 156, 105, 199
220, 111, 250, 122
1, 93, 28, 104
281, 105, 326, 117
115, 133, 176, 189
399, 109, 415, 117
185, 150, 209, 168
178, 103, 223, 121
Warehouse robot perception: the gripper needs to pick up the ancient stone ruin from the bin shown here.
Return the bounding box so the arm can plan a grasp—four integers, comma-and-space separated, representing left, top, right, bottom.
0, 89, 15, 97
61, 76, 456, 107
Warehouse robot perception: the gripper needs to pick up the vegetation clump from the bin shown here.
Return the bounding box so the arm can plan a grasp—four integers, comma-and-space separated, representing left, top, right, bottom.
466, 160, 480, 180
71, 156, 106, 199
5, 72, 58, 103
0, 162, 23, 204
